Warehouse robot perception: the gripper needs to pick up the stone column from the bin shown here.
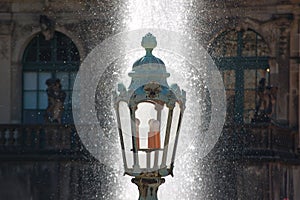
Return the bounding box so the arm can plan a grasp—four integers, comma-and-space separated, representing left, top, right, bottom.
297, 17, 300, 148
10, 62, 22, 123
299, 52, 300, 148
273, 15, 292, 123
0, 20, 13, 123
287, 16, 300, 128
293, 166, 300, 200
58, 163, 71, 200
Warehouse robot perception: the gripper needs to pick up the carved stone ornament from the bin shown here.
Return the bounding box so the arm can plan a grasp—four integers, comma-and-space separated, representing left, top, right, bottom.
239, 15, 293, 57
0, 40, 8, 60
40, 15, 55, 40
144, 82, 162, 98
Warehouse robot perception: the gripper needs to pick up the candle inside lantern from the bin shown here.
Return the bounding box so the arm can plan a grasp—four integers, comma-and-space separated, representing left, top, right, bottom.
148, 119, 161, 149
136, 118, 140, 149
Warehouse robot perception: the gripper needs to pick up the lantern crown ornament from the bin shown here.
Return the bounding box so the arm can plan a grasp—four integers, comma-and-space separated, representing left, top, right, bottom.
129, 33, 169, 91
113, 33, 186, 200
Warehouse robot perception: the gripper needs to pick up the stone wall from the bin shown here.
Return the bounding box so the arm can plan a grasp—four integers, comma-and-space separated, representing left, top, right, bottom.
0, 0, 299, 125
0, 0, 300, 199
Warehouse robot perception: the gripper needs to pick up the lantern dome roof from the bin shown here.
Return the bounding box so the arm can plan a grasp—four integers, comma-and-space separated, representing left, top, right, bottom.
132, 54, 164, 67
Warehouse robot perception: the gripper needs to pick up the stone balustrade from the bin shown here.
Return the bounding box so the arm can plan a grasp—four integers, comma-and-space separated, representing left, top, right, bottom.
241, 123, 299, 162
0, 124, 87, 159
0, 123, 298, 162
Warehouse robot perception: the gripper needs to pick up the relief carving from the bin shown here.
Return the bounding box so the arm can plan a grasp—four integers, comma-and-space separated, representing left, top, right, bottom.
0, 40, 8, 60
40, 15, 55, 40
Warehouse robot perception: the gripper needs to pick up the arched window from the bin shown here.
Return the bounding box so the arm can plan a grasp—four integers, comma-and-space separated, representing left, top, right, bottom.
209, 29, 270, 123
22, 31, 80, 124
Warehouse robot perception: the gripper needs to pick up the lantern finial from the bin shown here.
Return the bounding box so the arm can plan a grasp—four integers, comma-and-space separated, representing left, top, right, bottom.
141, 33, 157, 56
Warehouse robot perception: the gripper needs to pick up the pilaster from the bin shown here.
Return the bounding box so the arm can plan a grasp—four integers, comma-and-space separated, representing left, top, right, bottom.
0, 20, 13, 123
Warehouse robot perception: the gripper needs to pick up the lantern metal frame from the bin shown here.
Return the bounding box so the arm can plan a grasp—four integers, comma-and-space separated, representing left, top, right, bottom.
113, 33, 186, 200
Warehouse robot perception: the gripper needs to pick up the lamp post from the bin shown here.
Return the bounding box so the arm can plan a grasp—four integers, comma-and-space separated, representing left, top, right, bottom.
113, 33, 186, 200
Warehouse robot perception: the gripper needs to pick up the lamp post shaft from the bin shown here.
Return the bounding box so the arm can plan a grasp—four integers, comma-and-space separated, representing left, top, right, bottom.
132, 178, 165, 200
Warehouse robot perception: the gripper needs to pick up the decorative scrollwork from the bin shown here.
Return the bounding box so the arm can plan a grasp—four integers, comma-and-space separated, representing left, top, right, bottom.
144, 82, 162, 98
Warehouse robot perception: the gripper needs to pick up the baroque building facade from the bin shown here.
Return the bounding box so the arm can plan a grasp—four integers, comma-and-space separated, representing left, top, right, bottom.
0, 0, 300, 199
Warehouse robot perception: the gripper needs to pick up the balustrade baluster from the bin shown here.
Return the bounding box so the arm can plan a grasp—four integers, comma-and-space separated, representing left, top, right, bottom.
57, 128, 61, 148
34, 128, 40, 149
45, 128, 50, 149
60, 127, 66, 149
13, 129, 19, 146
25, 128, 32, 147
0, 129, 4, 146
3, 129, 8, 146
0, 124, 78, 152
268, 127, 272, 150
54, 127, 59, 149
65, 127, 71, 149
4, 129, 13, 146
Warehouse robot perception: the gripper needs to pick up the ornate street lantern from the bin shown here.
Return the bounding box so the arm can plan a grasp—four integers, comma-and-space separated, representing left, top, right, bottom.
113, 33, 186, 200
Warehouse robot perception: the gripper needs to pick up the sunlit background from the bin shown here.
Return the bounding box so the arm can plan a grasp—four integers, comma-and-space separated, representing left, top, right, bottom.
121, 1, 198, 199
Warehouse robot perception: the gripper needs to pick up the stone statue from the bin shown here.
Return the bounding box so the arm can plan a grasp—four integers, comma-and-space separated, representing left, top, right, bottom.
253, 78, 278, 122
40, 15, 55, 40
44, 78, 66, 124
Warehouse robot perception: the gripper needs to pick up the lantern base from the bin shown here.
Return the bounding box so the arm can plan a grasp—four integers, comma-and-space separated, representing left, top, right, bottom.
132, 177, 165, 200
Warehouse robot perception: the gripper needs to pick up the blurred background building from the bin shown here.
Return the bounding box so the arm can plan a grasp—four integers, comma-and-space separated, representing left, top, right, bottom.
0, 0, 299, 199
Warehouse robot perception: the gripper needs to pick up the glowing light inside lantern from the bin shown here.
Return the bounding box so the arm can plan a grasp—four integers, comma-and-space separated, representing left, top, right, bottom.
148, 119, 161, 149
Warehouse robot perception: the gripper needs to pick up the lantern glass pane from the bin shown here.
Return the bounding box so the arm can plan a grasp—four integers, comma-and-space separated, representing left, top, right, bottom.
160, 104, 169, 150
134, 101, 172, 172
118, 101, 134, 168
139, 151, 147, 170
152, 150, 163, 171
135, 102, 156, 149
166, 102, 181, 167
137, 151, 164, 172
